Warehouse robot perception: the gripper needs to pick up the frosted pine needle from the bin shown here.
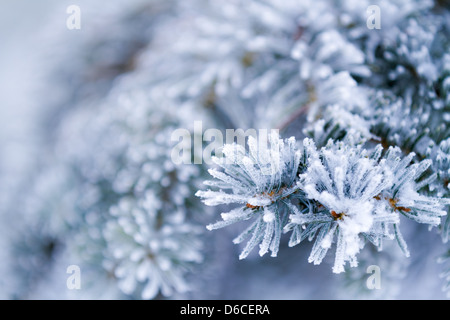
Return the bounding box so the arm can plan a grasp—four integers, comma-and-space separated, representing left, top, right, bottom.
196, 131, 301, 259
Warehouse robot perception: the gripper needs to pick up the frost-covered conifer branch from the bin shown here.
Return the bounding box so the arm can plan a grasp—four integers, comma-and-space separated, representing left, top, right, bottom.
103, 195, 203, 299
198, 133, 449, 273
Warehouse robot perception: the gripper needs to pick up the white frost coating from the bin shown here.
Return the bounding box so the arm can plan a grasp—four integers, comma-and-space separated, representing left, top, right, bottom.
263, 207, 275, 223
